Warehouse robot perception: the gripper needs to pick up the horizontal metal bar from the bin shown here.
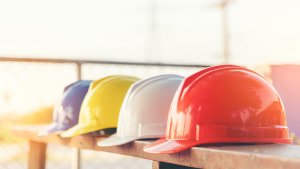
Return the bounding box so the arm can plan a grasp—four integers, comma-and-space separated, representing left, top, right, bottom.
0, 57, 210, 68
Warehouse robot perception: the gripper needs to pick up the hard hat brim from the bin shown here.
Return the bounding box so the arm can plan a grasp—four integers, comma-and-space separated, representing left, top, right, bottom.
38, 123, 67, 136
60, 124, 102, 138
144, 137, 293, 154
143, 138, 199, 154
97, 134, 138, 146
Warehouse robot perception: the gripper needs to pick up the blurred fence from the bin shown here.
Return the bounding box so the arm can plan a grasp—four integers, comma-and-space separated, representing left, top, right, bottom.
0, 57, 209, 169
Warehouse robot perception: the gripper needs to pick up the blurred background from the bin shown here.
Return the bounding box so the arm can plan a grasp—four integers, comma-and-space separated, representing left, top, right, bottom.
0, 0, 300, 168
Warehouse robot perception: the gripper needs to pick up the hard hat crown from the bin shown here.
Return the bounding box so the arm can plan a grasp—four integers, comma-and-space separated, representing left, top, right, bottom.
167, 66, 289, 141
57, 81, 91, 127
39, 80, 91, 136
117, 74, 184, 138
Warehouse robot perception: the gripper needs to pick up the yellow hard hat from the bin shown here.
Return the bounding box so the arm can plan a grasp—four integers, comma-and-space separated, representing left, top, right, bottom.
61, 75, 139, 137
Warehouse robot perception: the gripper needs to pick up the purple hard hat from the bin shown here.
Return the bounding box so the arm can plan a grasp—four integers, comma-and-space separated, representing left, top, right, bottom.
39, 80, 91, 136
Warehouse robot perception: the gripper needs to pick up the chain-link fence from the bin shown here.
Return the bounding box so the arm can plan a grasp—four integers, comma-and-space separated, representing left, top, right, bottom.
0, 58, 207, 169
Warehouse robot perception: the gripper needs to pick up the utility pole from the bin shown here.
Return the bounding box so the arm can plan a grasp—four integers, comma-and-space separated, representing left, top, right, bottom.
220, 0, 231, 64
147, 0, 158, 60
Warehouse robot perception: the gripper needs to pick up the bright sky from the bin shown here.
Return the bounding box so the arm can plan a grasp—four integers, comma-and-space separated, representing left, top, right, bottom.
0, 0, 300, 65
1, 0, 300, 114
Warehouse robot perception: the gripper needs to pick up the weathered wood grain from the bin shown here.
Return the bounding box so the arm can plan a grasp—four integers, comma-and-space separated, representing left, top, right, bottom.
13, 125, 300, 169
28, 140, 47, 169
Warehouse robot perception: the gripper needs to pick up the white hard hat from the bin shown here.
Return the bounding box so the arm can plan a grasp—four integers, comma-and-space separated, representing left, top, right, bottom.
97, 74, 183, 146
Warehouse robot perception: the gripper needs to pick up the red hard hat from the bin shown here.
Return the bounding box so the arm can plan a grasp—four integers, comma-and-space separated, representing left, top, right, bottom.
144, 65, 292, 154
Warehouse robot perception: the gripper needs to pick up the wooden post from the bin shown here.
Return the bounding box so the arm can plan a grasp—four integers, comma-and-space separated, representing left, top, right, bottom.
28, 141, 47, 169
152, 161, 197, 169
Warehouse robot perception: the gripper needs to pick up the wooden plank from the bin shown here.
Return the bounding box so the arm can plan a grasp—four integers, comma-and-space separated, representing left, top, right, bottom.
28, 140, 47, 169
13, 125, 300, 169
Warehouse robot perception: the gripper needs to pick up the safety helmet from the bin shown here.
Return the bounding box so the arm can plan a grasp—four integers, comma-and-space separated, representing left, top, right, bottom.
39, 80, 91, 136
98, 74, 184, 146
61, 75, 139, 137
144, 65, 292, 154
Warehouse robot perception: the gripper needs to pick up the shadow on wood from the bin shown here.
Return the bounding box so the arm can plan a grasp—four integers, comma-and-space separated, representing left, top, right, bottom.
153, 161, 199, 169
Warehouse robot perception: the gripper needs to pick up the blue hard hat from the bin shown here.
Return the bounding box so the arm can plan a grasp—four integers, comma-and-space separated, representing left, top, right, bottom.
39, 80, 91, 136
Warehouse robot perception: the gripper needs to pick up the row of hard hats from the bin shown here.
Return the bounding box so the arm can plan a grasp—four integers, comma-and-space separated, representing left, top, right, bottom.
39, 65, 291, 154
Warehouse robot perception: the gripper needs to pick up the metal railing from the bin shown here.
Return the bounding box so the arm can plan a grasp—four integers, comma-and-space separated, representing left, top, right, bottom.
0, 56, 210, 169
0, 56, 210, 80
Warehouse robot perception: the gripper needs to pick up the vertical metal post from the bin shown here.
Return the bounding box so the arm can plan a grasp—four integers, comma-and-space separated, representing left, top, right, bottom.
72, 62, 82, 169
76, 63, 82, 80
72, 148, 81, 169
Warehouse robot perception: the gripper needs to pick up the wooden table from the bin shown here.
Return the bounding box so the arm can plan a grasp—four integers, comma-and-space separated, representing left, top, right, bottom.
12, 125, 300, 169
